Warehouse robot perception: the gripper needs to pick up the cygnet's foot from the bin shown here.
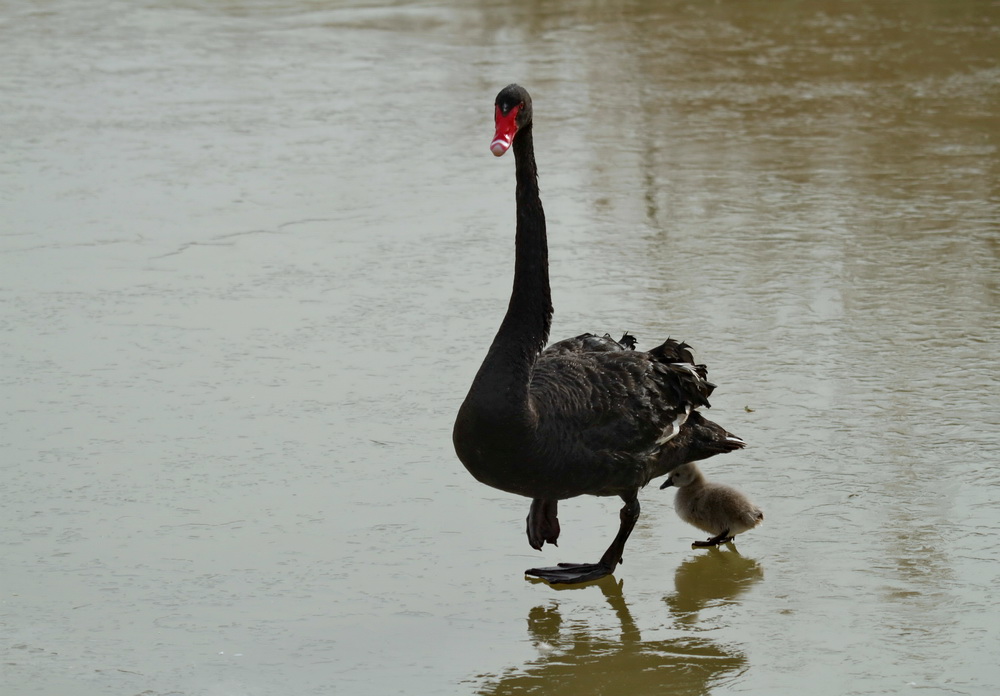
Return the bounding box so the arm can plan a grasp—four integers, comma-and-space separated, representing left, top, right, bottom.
525, 562, 615, 585
692, 535, 734, 548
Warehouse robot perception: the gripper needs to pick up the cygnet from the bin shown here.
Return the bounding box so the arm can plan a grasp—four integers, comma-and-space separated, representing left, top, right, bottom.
660, 463, 763, 548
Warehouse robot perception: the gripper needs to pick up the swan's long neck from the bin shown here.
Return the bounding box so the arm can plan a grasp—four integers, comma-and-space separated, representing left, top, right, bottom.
499, 123, 552, 360
467, 124, 552, 424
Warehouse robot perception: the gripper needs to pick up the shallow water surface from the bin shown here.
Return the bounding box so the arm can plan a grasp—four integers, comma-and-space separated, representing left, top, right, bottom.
2, 1, 999, 694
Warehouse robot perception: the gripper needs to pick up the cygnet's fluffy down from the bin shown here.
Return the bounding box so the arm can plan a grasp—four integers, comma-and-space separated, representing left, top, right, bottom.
661, 463, 763, 548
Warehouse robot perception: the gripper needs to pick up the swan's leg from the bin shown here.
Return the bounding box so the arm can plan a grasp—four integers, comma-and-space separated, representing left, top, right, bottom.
526, 499, 560, 550
525, 495, 640, 585
693, 529, 732, 548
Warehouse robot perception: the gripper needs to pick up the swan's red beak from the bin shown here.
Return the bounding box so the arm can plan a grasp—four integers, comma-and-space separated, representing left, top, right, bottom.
491, 104, 520, 157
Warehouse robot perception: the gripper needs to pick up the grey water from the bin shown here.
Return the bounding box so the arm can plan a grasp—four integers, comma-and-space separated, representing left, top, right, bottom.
2, 1, 998, 694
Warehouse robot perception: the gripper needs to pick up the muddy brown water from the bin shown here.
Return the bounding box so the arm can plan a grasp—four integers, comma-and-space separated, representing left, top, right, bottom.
2, 1, 998, 694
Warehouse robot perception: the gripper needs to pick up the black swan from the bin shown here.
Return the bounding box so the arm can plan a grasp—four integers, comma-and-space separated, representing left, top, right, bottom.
453, 84, 744, 584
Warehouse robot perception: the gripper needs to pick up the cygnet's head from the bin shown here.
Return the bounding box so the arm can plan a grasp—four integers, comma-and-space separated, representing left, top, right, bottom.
660, 463, 703, 489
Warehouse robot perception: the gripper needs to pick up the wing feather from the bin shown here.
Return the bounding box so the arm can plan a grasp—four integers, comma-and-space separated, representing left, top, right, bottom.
532, 352, 708, 446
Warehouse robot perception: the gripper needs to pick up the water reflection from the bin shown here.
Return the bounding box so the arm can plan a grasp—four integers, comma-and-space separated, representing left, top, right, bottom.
477, 577, 747, 695
665, 547, 764, 627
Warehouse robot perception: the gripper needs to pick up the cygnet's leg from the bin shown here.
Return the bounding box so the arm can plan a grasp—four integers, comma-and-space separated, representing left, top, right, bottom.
693, 529, 733, 548
526, 499, 560, 550
525, 494, 640, 585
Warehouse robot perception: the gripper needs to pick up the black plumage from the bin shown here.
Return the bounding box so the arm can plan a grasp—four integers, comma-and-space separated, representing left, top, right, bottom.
453, 84, 744, 584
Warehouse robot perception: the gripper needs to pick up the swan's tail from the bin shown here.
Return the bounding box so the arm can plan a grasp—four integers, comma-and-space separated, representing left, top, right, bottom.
654, 411, 745, 478
683, 411, 745, 460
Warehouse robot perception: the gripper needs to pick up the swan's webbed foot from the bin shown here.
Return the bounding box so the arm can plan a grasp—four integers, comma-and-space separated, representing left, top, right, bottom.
692, 530, 733, 548
525, 562, 615, 585
527, 499, 560, 550
526, 496, 640, 585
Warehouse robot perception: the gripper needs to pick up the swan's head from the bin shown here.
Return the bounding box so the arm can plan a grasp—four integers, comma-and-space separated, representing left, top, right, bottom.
491, 83, 533, 157
660, 463, 703, 489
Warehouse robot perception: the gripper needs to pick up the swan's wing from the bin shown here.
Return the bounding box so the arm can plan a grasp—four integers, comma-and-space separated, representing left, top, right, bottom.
529, 345, 713, 459
542, 332, 636, 356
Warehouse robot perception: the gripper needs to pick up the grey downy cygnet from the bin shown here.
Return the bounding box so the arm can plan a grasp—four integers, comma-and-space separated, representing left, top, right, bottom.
660, 463, 763, 548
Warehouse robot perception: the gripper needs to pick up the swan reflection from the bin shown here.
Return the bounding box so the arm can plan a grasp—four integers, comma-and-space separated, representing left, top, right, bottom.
476, 576, 747, 695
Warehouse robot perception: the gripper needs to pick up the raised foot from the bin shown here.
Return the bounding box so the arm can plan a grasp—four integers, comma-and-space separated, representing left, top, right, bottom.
692, 536, 734, 548
525, 562, 615, 585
